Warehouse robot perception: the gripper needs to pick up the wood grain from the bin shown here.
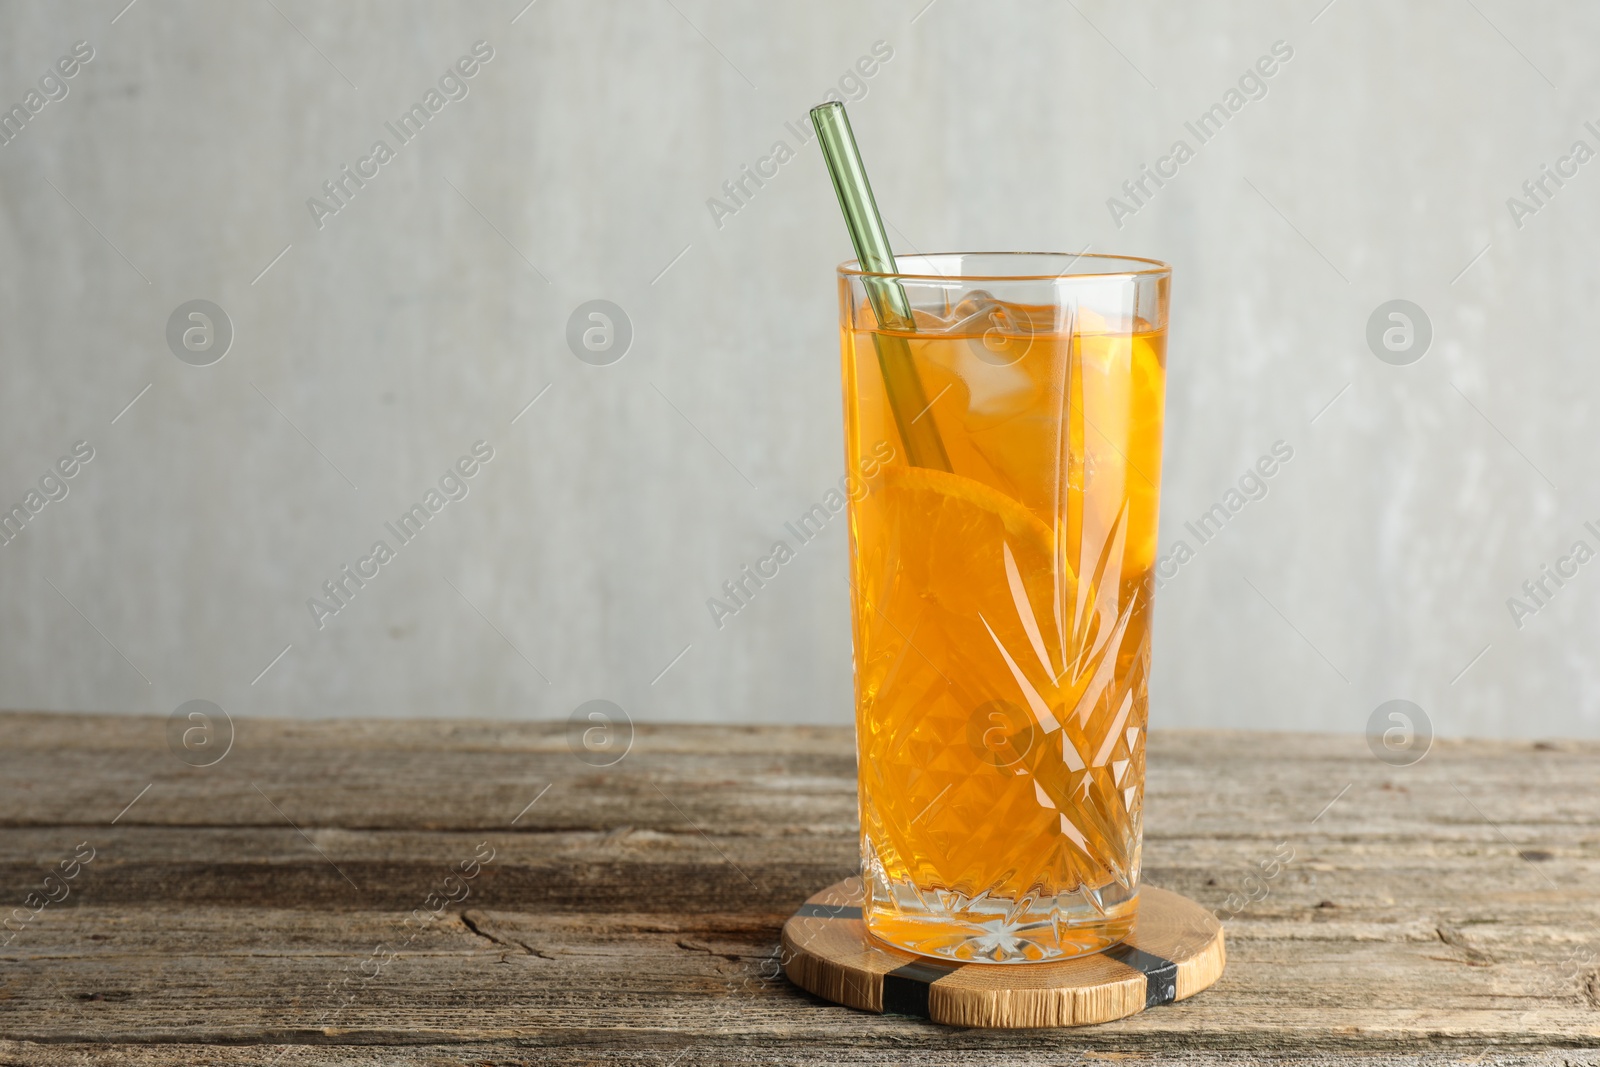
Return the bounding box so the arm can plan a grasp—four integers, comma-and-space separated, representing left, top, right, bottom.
1, 712, 1599, 1064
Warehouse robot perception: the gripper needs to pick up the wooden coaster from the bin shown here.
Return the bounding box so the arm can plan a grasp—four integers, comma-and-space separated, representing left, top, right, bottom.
782, 880, 1225, 1028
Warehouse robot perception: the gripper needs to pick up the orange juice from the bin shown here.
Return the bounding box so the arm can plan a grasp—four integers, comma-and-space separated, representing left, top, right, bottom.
842, 279, 1167, 962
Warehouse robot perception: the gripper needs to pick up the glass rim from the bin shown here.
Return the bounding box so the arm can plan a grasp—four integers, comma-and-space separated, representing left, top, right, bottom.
837, 251, 1171, 282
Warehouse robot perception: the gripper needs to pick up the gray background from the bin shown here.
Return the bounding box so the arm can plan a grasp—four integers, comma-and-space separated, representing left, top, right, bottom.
0, 0, 1588, 738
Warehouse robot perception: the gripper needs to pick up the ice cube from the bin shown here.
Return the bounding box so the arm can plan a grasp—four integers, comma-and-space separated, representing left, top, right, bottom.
916, 291, 1045, 426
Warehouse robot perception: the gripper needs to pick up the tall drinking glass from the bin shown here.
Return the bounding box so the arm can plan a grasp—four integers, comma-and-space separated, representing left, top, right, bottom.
840, 252, 1170, 963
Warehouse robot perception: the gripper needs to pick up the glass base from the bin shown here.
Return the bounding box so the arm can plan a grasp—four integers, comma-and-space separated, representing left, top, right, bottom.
864, 879, 1140, 964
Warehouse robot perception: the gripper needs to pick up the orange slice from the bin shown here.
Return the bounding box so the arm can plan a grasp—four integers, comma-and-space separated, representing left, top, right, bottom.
880, 465, 1058, 564
872, 466, 1074, 694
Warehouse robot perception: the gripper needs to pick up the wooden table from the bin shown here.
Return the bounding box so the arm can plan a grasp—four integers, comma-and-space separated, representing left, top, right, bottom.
1, 712, 1597, 1064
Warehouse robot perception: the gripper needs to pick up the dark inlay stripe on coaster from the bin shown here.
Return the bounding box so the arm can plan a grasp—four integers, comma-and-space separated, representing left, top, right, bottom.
881, 959, 964, 1018
1105, 943, 1178, 1007
795, 902, 863, 920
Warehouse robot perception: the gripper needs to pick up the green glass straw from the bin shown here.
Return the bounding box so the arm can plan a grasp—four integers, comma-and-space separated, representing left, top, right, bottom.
810, 102, 951, 473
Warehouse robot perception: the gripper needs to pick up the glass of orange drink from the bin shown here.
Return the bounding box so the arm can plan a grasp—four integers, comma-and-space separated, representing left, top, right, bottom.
840, 252, 1170, 963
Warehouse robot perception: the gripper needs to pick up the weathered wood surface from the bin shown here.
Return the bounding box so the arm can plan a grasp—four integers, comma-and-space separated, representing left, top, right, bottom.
1, 712, 1598, 1065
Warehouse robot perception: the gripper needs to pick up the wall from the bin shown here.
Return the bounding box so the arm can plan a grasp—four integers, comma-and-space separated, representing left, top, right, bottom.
0, 0, 1591, 738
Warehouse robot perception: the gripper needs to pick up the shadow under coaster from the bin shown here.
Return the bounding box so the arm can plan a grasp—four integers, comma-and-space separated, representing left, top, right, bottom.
782, 882, 1225, 1029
